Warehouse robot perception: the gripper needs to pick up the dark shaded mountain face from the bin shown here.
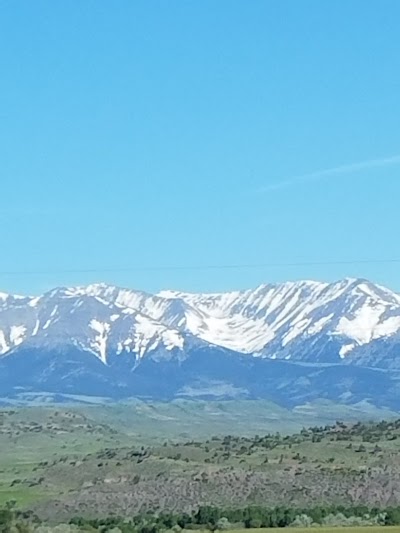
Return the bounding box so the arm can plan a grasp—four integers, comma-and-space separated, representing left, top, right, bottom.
0, 279, 399, 407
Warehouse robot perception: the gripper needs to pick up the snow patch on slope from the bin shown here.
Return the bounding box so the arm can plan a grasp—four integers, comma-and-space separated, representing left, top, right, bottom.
0, 330, 8, 354
10, 325, 26, 346
32, 320, 40, 336
89, 320, 110, 364
340, 344, 355, 358
336, 303, 400, 345
130, 315, 185, 358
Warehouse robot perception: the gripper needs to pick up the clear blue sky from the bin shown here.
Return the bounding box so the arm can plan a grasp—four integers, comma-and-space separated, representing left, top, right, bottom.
1, 0, 400, 295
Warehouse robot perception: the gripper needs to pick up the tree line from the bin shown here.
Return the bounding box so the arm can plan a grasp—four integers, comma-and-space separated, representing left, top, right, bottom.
70, 504, 400, 532
2, 503, 400, 533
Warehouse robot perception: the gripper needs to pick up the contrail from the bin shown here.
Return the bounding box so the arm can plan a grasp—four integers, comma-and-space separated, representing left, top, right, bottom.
262, 154, 400, 192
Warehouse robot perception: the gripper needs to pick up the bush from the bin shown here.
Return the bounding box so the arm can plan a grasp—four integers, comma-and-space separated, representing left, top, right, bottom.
290, 515, 314, 528
216, 518, 231, 531
247, 519, 262, 529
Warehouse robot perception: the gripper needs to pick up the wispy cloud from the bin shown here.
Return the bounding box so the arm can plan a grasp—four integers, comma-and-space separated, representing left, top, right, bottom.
262, 154, 400, 192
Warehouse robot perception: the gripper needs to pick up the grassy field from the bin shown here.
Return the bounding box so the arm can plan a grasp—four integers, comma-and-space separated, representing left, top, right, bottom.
1, 399, 398, 442
0, 408, 132, 509
80, 399, 400, 439
0, 404, 399, 520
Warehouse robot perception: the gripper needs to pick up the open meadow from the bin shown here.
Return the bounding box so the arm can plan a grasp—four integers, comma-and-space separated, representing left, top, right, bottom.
0, 402, 399, 523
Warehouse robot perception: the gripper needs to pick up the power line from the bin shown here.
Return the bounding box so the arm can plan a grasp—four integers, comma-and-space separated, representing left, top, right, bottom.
0, 258, 399, 276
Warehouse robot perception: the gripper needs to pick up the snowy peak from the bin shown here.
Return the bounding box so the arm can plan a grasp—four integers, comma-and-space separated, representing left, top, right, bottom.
157, 278, 400, 359
0, 286, 188, 364
0, 278, 400, 368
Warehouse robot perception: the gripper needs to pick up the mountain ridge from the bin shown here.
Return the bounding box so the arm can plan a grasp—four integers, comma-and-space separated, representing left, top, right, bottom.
1, 277, 400, 365
1, 277, 400, 406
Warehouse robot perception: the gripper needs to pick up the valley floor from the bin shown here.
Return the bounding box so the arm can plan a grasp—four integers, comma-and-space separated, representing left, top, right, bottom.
0, 403, 400, 521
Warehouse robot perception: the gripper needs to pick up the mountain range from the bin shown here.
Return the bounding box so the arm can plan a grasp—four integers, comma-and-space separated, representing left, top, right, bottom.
0, 278, 400, 408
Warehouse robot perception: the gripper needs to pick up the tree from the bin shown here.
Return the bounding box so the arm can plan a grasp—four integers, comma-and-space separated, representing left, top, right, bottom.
216, 518, 231, 531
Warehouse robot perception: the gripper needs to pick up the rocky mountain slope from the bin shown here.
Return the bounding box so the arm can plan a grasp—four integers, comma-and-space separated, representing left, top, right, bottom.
0, 278, 399, 406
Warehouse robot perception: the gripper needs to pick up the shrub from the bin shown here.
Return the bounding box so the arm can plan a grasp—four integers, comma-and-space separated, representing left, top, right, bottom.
216, 518, 231, 531
290, 515, 314, 528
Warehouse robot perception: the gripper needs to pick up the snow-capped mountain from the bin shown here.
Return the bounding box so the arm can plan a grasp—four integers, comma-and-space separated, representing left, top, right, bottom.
157, 278, 400, 363
1, 278, 400, 366
0, 286, 191, 363
0, 278, 400, 406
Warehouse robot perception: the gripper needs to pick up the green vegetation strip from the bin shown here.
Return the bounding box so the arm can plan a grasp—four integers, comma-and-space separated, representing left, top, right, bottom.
1, 408, 400, 520
2, 505, 400, 533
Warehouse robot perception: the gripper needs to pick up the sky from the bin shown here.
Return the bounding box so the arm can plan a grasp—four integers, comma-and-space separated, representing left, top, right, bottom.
1, 0, 400, 295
